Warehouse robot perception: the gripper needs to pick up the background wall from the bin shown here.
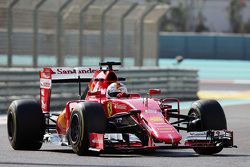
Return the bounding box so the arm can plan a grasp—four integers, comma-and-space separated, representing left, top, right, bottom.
159, 32, 250, 60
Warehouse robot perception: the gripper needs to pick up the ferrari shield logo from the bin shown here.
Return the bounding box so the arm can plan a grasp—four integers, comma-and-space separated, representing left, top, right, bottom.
107, 102, 113, 117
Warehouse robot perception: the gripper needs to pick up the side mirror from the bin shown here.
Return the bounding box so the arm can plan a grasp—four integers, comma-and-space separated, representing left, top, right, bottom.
129, 109, 141, 115
148, 89, 161, 95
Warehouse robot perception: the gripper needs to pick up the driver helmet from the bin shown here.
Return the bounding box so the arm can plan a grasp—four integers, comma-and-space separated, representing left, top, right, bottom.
106, 82, 128, 98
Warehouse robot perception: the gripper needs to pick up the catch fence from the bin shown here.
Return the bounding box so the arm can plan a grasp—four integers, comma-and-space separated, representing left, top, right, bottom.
0, 0, 169, 67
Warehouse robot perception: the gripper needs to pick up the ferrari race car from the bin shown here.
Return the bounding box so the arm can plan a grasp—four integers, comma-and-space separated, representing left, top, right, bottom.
7, 62, 236, 155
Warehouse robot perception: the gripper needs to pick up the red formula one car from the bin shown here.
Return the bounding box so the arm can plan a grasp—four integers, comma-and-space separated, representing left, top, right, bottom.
7, 62, 236, 155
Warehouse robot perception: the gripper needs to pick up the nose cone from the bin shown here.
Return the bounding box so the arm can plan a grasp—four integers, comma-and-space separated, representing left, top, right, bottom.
142, 113, 182, 144
150, 123, 182, 144
140, 106, 182, 145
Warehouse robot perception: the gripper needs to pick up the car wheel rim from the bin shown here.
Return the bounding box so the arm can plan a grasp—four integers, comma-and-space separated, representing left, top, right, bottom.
70, 114, 80, 144
7, 113, 14, 141
190, 110, 199, 119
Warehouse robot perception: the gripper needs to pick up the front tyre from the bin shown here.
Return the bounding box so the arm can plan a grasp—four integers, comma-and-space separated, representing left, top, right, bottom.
7, 99, 45, 150
68, 102, 106, 155
188, 100, 227, 155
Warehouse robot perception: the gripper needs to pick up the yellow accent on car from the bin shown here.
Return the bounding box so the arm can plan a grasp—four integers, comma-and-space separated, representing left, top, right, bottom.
107, 102, 113, 117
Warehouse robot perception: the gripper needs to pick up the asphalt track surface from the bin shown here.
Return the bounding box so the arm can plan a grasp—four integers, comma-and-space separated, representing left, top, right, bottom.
0, 102, 250, 167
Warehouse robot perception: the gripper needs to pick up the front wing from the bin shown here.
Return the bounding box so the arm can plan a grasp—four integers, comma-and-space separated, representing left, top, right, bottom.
44, 130, 236, 152
88, 130, 236, 151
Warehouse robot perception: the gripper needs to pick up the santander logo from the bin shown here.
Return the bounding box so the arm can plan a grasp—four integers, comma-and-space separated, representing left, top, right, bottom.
55, 68, 96, 74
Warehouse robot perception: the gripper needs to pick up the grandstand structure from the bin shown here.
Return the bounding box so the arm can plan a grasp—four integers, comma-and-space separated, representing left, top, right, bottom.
0, 0, 169, 67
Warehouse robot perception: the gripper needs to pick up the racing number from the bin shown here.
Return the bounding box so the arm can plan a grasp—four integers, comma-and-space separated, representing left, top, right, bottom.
107, 102, 113, 117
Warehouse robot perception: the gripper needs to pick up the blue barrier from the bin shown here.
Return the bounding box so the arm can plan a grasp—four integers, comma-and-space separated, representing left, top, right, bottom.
246, 37, 250, 60
159, 33, 250, 60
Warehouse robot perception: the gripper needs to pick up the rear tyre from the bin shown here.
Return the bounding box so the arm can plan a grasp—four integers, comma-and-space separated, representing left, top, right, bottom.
188, 100, 227, 155
68, 102, 106, 155
7, 99, 45, 150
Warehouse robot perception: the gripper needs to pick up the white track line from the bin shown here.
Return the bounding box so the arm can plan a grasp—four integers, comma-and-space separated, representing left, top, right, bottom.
0, 115, 7, 125
200, 79, 250, 84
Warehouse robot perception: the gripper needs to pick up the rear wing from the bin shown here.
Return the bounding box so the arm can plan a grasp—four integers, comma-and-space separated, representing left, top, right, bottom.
39, 62, 122, 113
40, 67, 99, 113
40, 67, 99, 83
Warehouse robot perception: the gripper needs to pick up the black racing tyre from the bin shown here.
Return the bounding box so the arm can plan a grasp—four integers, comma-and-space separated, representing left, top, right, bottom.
68, 102, 106, 155
188, 99, 227, 155
7, 99, 45, 150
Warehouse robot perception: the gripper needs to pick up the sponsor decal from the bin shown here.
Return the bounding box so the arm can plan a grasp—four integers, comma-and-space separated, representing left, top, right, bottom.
116, 104, 127, 110
41, 72, 50, 79
50, 67, 99, 80
41, 97, 46, 109
157, 127, 173, 131
189, 131, 207, 136
107, 102, 113, 117
40, 87, 51, 113
89, 133, 104, 149
41, 68, 52, 79
148, 116, 164, 122
54, 68, 96, 74
91, 138, 103, 144
40, 78, 51, 88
